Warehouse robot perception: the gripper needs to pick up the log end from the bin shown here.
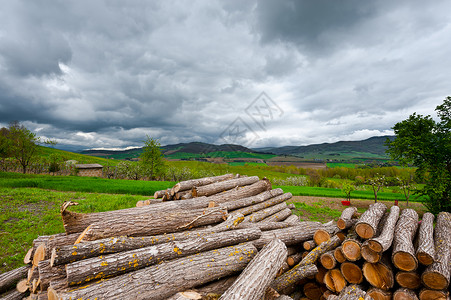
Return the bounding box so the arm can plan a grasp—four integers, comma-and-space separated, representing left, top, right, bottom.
340, 262, 363, 284
361, 244, 380, 263
392, 252, 418, 272
336, 219, 346, 230
419, 289, 448, 300
320, 255, 335, 270
47, 287, 58, 300
395, 272, 421, 290
16, 278, 29, 293
416, 252, 434, 266
368, 240, 383, 253
363, 262, 394, 291
355, 223, 375, 239
32, 244, 46, 267
313, 230, 331, 245
342, 240, 361, 261
24, 248, 33, 264
422, 271, 449, 290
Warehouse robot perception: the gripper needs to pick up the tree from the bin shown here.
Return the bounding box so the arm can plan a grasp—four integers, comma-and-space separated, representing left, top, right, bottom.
7, 121, 41, 174
139, 135, 165, 180
387, 96, 451, 214
342, 182, 355, 202
367, 174, 385, 202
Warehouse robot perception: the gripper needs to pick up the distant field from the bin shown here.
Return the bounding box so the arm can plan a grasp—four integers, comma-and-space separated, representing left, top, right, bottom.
166, 151, 276, 160
227, 162, 267, 166
326, 162, 358, 168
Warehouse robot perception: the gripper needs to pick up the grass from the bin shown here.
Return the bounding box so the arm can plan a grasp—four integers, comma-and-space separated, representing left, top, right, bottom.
166, 151, 276, 160
0, 187, 148, 273
290, 201, 343, 223
227, 162, 267, 166
326, 162, 359, 168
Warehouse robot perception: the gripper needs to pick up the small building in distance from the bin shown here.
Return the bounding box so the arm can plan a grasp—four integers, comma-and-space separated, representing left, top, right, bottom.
75, 164, 103, 177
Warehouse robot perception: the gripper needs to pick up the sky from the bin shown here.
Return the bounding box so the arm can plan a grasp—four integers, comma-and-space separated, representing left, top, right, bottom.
0, 0, 450, 151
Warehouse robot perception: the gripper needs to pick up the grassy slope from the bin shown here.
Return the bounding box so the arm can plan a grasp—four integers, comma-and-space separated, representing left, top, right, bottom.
39, 146, 121, 165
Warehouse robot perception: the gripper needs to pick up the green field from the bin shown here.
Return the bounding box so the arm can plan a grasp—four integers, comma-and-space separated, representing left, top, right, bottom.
227, 162, 267, 166
326, 162, 358, 168
166, 151, 276, 160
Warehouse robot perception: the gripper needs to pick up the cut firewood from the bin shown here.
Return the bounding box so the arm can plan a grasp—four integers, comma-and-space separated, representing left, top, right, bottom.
361, 241, 381, 263
48, 242, 257, 300
324, 269, 346, 293
336, 284, 368, 299
337, 207, 358, 230
340, 262, 363, 284
0, 266, 29, 294
304, 240, 316, 251
303, 282, 323, 300
245, 202, 287, 223
154, 189, 166, 199
66, 228, 261, 285
415, 212, 435, 266
287, 252, 303, 267
194, 276, 238, 298
192, 176, 259, 197
362, 254, 394, 290
341, 227, 362, 261
333, 247, 346, 264
392, 208, 419, 271
262, 208, 293, 222
301, 235, 343, 266
1, 289, 27, 300
219, 239, 287, 300
252, 224, 323, 249
355, 203, 387, 239
396, 271, 421, 290
16, 279, 29, 293
37, 260, 65, 292
271, 264, 318, 295
393, 288, 418, 300
167, 290, 202, 300
418, 288, 449, 300
315, 265, 327, 284
276, 262, 290, 277
24, 248, 33, 265
170, 174, 235, 195
422, 212, 451, 290
367, 205, 400, 254
366, 288, 392, 300
283, 214, 300, 225
320, 250, 337, 270
229, 190, 287, 215
313, 224, 340, 245
27, 265, 39, 285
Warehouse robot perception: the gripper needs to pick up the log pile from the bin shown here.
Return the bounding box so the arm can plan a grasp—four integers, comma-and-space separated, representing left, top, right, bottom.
0, 174, 449, 300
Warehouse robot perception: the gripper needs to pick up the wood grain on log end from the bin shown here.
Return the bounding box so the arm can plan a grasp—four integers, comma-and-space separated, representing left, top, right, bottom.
418, 289, 449, 300
342, 240, 361, 261
361, 243, 381, 263
367, 288, 392, 300
421, 272, 449, 291
340, 262, 363, 284
416, 252, 434, 266
392, 251, 418, 272
363, 261, 394, 291
396, 271, 421, 290
393, 288, 419, 300
355, 223, 375, 239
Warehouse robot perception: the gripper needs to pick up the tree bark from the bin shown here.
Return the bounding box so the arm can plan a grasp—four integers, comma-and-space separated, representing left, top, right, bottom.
228, 190, 286, 215
245, 202, 287, 223
194, 275, 238, 298
0, 266, 29, 294
0, 289, 26, 300
337, 284, 369, 300
283, 214, 300, 225
361, 241, 381, 263
66, 228, 261, 286
393, 288, 418, 300
341, 227, 362, 261
81, 207, 227, 241
362, 254, 394, 290
192, 176, 259, 197
171, 174, 235, 195
154, 189, 167, 199
51, 212, 245, 266
415, 212, 435, 266
236, 221, 294, 232
270, 264, 318, 295
333, 247, 346, 264
396, 271, 421, 290
252, 224, 323, 249
219, 239, 287, 300
324, 269, 347, 293
48, 242, 257, 300
303, 240, 316, 251
37, 260, 65, 292
355, 203, 387, 239
367, 288, 392, 300
320, 250, 337, 270
340, 261, 363, 284
262, 208, 292, 222
337, 207, 358, 230
287, 252, 303, 267
301, 235, 343, 266
367, 205, 400, 254
392, 208, 419, 271
422, 212, 451, 290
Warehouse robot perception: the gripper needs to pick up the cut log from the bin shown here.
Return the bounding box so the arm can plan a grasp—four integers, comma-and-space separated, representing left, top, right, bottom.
287, 252, 303, 267
175, 190, 192, 200
271, 264, 318, 295
16, 279, 28, 293
192, 176, 259, 197
303, 282, 322, 300
333, 247, 346, 264
315, 265, 327, 284
252, 224, 323, 249
194, 275, 238, 298
393, 288, 419, 300
283, 214, 300, 225
392, 208, 419, 271
66, 228, 261, 285
276, 262, 290, 277
355, 203, 387, 239
37, 260, 65, 292
219, 239, 287, 300
367, 288, 392, 300
24, 248, 33, 265
167, 290, 202, 300
361, 241, 381, 263
367, 205, 400, 254
303, 240, 316, 251
300, 235, 343, 266
0, 289, 26, 300
245, 202, 287, 223
337, 207, 358, 230
340, 262, 363, 284
341, 227, 362, 261
422, 212, 451, 290
262, 208, 293, 222
324, 269, 346, 293
320, 251, 337, 270
170, 174, 235, 195
81, 207, 227, 241
0, 266, 29, 294
415, 212, 435, 266
154, 189, 167, 199
313, 224, 341, 245
236, 221, 294, 232
396, 271, 421, 290
418, 289, 449, 300
48, 242, 257, 300
337, 284, 369, 299
362, 254, 395, 290
229, 190, 287, 215
51, 212, 244, 266
206, 179, 272, 207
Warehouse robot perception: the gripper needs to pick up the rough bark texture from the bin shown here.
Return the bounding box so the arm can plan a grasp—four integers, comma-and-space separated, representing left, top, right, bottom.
37, 260, 65, 292
171, 174, 235, 195
393, 288, 419, 300
81, 207, 227, 241
0, 289, 26, 300
245, 202, 287, 223
66, 228, 261, 285
337, 207, 358, 230
49, 242, 257, 300
324, 269, 347, 293
337, 284, 369, 299
194, 276, 238, 297
340, 262, 363, 284
252, 224, 322, 249
320, 250, 337, 270
367, 205, 400, 254
300, 235, 343, 266
415, 212, 435, 266
396, 271, 421, 290
422, 212, 451, 290
236, 221, 294, 232
192, 176, 259, 197
0, 266, 29, 294
367, 288, 392, 300
219, 239, 287, 300
283, 214, 300, 225
262, 208, 292, 222
229, 190, 287, 215
334, 247, 346, 264
363, 254, 395, 290
355, 203, 387, 239
270, 264, 318, 295
51, 212, 245, 266
392, 208, 419, 272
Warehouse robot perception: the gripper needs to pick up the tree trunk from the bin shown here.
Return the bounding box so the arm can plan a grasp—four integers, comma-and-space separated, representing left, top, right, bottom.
0, 289, 26, 300
355, 203, 387, 239
245, 202, 287, 223
171, 174, 235, 195
219, 239, 287, 300
51, 212, 245, 266
396, 271, 421, 290
333, 247, 346, 264
287, 252, 303, 267
367, 205, 400, 254
270, 264, 318, 295
337, 284, 369, 300
415, 212, 435, 266
392, 209, 419, 272
66, 228, 261, 286
324, 269, 347, 293
228, 189, 286, 215
341, 227, 362, 261
48, 242, 257, 300
418, 289, 449, 300
393, 288, 418, 300
252, 224, 324, 249
236, 221, 294, 232
303, 240, 316, 251
337, 207, 358, 230
320, 250, 337, 270
422, 212, 451, 290
313, 225, 341, 245
153, 189, 166, 199
262, 208, 292, 222
0, 266, 29, 294
192, 176, 259, 197
81, 207, 227, 241
206, 179, 272, 207
283, 214, 300, 225
194, 275, 238, 298
340, 261, 363, 284
37, 260, 65, 292
367, 288, 392, 300
362, 254, 394, 290
301, 235, 343, 266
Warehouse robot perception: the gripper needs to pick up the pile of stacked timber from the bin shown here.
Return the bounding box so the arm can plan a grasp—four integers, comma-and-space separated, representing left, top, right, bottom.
0, 174, 449, 300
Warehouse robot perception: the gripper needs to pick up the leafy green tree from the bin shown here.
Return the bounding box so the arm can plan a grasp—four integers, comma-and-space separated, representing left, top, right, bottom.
342, 182, 355, 202
367, 174, 386, 202
140, 135, 165, 180
7, 121, 41, 174
48, 153, 62, 175
387, 97, 451, 214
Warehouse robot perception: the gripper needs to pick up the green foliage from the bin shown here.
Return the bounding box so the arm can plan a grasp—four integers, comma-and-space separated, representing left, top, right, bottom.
6, 122, 41, 174
140, 136, 165, 180
342, 183, 355, 201
387, 97, 451, 214
367, 174, 386, 202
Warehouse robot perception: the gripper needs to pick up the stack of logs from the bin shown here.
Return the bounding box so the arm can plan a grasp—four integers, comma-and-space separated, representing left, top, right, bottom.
0, 174, 450, 300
